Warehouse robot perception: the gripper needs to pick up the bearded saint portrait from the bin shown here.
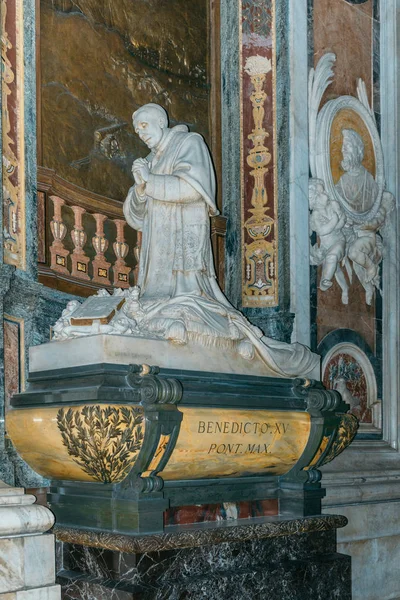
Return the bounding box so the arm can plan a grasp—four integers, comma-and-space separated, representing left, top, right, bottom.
335, 128, 378, 213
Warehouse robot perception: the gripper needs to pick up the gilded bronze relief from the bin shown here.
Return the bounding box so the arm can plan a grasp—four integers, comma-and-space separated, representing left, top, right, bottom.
57, 405, 145, 483
319, 413, 359, 466
39, 0, 210, 201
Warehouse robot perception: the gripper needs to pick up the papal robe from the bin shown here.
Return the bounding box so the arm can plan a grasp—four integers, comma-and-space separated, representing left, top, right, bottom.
124, 125, 228, 305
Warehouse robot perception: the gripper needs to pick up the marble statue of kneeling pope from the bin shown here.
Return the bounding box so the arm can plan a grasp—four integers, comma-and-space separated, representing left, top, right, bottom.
53, 103, 319, 379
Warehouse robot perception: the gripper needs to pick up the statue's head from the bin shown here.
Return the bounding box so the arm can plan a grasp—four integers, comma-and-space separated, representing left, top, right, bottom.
309, 178, 327, 210
132, 103, 169, 149
341, 129, 364, 172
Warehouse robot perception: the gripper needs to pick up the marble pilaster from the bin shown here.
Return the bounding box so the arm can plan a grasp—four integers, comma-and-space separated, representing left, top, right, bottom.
220, 0, 241, 309
0, 481, 60, 599
380, 0, 400, 451
288, 0, 311, 346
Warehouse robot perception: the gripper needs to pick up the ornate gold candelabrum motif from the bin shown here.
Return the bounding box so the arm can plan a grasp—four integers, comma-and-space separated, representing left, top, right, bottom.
70, 206, 90, 280
243, 56, 277, 307
112, 219, 131, 288
92, 213, 111, 285
49, 196, 70, 275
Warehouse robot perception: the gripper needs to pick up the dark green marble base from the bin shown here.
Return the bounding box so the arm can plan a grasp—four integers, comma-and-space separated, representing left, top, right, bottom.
56, 515, 351, 599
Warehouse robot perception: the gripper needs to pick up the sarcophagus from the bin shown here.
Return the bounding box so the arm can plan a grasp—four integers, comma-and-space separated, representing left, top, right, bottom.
8, 336, 357, 535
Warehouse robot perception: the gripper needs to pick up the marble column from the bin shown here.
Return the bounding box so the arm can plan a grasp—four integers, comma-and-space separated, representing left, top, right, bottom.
0, 481, 60, 599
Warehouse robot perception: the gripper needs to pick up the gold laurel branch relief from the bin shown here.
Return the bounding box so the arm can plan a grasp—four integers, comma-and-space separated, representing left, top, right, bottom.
57, 405, 145, 484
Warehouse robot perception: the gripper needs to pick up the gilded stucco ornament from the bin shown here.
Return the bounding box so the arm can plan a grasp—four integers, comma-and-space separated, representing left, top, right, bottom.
309, 53, 395, 305
291, 378, 358, 479
1, 0, 26, 268
318, 413, 359, 467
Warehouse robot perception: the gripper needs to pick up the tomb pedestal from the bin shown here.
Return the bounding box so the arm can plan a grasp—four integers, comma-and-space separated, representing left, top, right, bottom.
8, 338, 356, 598
55, 515, 351, 600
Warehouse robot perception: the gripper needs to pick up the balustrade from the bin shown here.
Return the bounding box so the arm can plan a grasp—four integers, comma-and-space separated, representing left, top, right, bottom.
70, 206, 90, 280
37, 166, 226, 296
112, 219, 131, 287
91, 213, 111, 285
49, 196, 69, 276
38, 167, 139, 295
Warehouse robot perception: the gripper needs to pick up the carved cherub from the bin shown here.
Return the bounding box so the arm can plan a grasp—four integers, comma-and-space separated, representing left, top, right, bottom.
347, 191, 394, 304
52, 300, 81, 340
309, 178, 349, 304
123, 286, 145, 322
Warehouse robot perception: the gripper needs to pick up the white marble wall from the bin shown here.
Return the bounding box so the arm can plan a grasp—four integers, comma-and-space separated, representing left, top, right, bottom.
325, 501, 400, 600
288, 0, 311, 346
0, 587, 60, 599
0, 535, 57, 595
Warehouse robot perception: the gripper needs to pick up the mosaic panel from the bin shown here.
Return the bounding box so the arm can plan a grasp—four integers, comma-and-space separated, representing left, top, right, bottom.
322, 343, 380, 430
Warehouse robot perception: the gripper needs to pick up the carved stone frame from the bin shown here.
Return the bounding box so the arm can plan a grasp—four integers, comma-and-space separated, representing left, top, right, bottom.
315, 95, 385, 224
322, 342, 381, 435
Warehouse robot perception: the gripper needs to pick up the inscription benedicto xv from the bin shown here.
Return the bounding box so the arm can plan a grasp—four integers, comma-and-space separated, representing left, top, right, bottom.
161, 408, 311, 480
197, 419, 289, 455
